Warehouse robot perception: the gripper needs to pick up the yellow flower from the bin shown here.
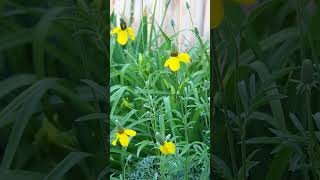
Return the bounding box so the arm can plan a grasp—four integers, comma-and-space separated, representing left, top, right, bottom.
212, 0, 256, 29
159, 141, 176, 155
164, 53, 191, 72
110, 19, 135, 45
112, 128, 136, 147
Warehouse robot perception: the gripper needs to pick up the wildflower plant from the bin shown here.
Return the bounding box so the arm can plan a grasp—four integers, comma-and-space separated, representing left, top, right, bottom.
110, 1, 210, 179
112, 120, 137, 147
110, 18, 135, 45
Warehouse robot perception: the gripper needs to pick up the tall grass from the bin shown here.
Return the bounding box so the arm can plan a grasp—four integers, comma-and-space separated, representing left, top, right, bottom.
110, 1, 210, 179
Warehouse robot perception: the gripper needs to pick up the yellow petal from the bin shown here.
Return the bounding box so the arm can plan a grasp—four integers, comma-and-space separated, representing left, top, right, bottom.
110, 27, 121, 35
212, 0, 224, 29
159, 145, 169, 155
112, 134, 119, 146
124, 129, 136, 137
126, 27, 136, 41
117, 30, 128, 45
164, 141, 175, 154
119, 133, 129, 147
233, 0, 256, 4
164, 57, 181, 72
177, 53, 191, 63
112, 138, 118, 146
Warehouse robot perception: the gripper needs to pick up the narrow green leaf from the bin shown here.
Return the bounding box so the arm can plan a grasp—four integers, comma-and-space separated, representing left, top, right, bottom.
43, 152, 91, 180
1, 79, 56, 169
75, 113, 107, 122
238, 80, 249, 112
33, 7, 64, 77
0, 74, 36, 99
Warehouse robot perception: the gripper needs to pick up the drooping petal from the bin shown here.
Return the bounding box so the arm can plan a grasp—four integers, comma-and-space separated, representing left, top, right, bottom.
117, 30, 128, 45
110, 27, 121, 35
119, 133, 129, 147
164, 141, 175, 154
112, 138, 118, 146
177, 53, 191, 63
126, 27, 136, 41
233, 0, 256, 4
124, 129, 136, 137
159, 145, 169, 155
164, 57, 181, 72
112, 134, 119, 146
212, 0, 224, 29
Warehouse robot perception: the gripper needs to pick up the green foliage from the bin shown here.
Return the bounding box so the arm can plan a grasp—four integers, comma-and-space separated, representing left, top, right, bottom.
109, 1, 210, 179
0, 0, 107, 179
214, 0, 320, 179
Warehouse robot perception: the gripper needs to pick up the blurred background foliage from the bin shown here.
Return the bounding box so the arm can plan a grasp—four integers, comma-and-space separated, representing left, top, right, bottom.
0, 0, 108, 179
213, 0, 320, 179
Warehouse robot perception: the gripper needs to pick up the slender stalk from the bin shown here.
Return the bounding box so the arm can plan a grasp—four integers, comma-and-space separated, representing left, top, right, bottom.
306, 88, 319, 179
148, 0, 157, 54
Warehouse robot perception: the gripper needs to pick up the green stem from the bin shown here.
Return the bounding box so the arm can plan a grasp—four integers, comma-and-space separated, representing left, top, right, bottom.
148, 0, 157, 54
306, 88, 318, 179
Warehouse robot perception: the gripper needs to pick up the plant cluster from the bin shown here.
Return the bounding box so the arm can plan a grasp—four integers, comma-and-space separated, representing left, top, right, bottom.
110, 1, 210, 179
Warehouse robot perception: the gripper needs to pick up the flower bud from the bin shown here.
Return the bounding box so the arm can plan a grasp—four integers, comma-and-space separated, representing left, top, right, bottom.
155, 132, 165, 145
301, 59, 314, 84
170, 41, 178, 57
186, 1, 190, 9
194, 27, 199, 35
115, 120, 124, 133
170, 19, 175, 28
120, 18, 127, 30
127, 155, 132, 161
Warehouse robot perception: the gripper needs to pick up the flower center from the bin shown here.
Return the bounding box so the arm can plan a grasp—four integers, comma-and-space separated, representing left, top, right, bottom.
120, 22, 127, 30
170, 52, 178, 57
117, 127, 124, 134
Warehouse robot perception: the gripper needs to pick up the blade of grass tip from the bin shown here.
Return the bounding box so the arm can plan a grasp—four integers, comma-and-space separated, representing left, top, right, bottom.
0, 74, 36, 99
43, 152, 91, 180
110, 86, 128, 116
245, 0, 284, 26
154, 19, 171, 50
153, 0, 170, 43
1, 79, 57, 169
0, 78, 57, 127
33, 7, 64, 78
75, 113, 108, 123
81, 79, 107, 99
249, 61, 287, 131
